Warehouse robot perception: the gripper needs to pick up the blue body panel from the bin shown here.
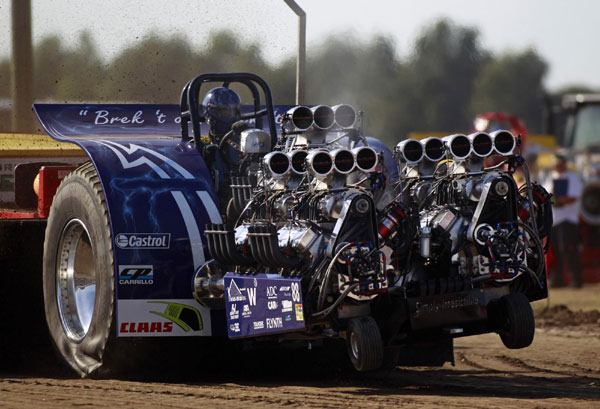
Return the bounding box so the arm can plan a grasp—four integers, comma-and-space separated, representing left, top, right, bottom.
35, 104, 223, 336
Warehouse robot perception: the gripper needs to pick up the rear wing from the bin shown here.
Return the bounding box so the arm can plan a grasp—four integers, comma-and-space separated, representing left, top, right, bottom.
34, 104, 293, 142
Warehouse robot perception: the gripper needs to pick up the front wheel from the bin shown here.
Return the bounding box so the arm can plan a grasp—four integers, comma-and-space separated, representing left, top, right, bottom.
497, 293, 535, 349
43, 162, 115, 377
346, 317, 384, 372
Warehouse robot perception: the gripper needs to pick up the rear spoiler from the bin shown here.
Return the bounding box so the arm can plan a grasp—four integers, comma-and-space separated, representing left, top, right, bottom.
34, 104, 294, 142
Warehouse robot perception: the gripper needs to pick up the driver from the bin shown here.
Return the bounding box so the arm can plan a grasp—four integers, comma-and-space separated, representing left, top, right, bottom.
202, 87, 248, 170
202, 87, 247, 219
203, 86, 242, 143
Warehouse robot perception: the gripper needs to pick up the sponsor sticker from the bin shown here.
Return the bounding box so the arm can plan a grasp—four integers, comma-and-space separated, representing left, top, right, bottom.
291, 282, 301, 303
117, 299, 211, 337
247, 287, 257, 306
119, 321, 173, 334
118, 265, 154, 285
242, 304, 252, 318
115, 233, 170, 249
267, 300, 278, 310
253, 321, 264, 330
266, 317, 283, 329
266, 285, 278, 298
281, 300, 293, 313
227, 280, 246, 302
295, 304, 304, 321
229, 304, 239, 320
230, 322, 240, 333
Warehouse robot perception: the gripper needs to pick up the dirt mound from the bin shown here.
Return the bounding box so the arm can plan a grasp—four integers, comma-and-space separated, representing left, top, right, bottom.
535, 304, 600, 327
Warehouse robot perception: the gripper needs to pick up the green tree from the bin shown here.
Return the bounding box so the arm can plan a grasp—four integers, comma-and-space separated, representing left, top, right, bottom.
268, 57, 296, 105
300, 33, 404, 146
55, 31, 105, 101
33, 34, 65, 100
407, 19, 487, 133
99, 34, 195, 102
470, 49, 547, 132
98, 30, 273, 103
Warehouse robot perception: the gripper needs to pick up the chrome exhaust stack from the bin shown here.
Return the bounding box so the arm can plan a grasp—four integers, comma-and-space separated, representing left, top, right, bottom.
443, 134, 472, 161
332, 104, 357, 129
352, 146, 378, 173
331, 148, 356, 174
420, 137, 445, 176
263, 151, 291, 178
395, 139, 424, 178
287, 106, 313, 131
490, 130, 516, 156
468, 132, 493, 171
306, 150, 334, 179
311, 105, 335, 130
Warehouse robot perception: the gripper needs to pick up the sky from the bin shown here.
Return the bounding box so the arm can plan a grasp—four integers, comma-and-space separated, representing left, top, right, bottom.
1, 0, 599, 91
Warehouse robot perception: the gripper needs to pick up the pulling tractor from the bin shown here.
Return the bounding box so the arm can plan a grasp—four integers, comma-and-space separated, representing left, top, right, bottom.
1, 73, 551, 376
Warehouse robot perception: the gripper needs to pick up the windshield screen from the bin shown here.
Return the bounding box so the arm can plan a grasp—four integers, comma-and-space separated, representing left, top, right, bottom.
572, 104, 600, 148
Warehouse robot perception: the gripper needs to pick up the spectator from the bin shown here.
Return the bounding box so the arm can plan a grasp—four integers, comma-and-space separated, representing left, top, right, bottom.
543, 153, 584, 287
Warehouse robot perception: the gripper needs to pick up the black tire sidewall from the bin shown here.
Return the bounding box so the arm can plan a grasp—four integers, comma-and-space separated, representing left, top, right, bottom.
346, 317, 383, 372
499, 293, 535, 349
43, 167, 114, 377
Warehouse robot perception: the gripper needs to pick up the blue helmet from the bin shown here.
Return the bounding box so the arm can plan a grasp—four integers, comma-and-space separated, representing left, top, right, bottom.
202, 87, 242, 126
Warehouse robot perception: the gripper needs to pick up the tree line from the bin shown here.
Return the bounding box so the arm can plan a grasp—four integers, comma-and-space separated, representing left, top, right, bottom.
0, 18, 584, 145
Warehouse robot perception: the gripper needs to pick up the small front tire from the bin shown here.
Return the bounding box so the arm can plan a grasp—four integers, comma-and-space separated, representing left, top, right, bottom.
346, 317, 384, 372
498, 293, 535, 349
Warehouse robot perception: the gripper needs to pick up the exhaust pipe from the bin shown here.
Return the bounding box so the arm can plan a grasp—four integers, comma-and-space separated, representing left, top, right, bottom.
468, 132, 494, 158
306, 150, 334, 178
395, 139, 424, 165
311, 105, 335, 130
287, 106, 313, 131
288, 150, 308, 174
422, 137, 445, 162
352, 146, 378, 172
332, 104, 356, 128
443, 134, 472, 160
263, 151, 291, 178
490, 130, 516, 155
331, 149, 356, 174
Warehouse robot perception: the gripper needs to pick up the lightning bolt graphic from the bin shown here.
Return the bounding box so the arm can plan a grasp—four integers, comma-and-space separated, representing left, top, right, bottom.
95, 140, 194, 179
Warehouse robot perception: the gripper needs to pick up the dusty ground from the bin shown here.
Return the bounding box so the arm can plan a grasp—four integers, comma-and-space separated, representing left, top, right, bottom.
1, 285, 599, 408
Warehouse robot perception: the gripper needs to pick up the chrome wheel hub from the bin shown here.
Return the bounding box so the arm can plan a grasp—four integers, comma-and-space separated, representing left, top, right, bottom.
56, 219, 96, 342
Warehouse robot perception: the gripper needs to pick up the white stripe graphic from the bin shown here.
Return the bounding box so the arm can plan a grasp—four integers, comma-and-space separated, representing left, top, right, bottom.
171, 191, 205, 270
196, 191, 222, 224
98, 140, 195, 179
97, 140, 170, 179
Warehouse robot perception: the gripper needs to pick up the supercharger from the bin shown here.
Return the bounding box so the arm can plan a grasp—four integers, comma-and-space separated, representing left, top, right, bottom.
201, 104, 390, 307
390, 132, 552, 291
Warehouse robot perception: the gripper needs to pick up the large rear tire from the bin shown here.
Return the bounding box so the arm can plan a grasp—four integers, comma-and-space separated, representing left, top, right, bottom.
43, 162, 115, 377
346, 317, 383, 372
498, 293, 535, 349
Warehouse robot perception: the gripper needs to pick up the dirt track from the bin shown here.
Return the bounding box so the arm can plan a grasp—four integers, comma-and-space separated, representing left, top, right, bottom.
2, 287, 599, 408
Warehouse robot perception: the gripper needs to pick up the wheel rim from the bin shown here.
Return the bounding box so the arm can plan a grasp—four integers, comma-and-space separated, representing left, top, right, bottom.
56, 219, 96, 342
350, 331, 360, 360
